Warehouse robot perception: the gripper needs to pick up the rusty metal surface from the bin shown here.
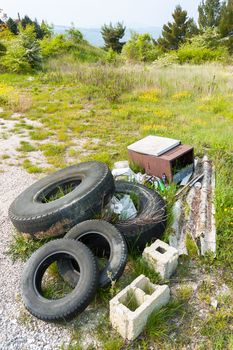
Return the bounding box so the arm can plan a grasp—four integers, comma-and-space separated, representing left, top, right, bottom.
128, 144, 194, 182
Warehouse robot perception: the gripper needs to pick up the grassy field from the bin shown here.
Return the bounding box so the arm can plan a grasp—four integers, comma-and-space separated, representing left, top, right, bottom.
1, 60, 233, 349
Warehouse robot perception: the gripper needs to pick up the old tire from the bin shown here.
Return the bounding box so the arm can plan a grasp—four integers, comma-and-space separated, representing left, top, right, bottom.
9, 162, 115, 239
114, 181, 167, 251
58, 220, 128, 288
21, 239, 98, 321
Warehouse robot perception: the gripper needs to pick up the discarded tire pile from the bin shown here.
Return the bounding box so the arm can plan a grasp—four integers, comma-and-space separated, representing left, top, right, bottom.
9, 161, 167, 321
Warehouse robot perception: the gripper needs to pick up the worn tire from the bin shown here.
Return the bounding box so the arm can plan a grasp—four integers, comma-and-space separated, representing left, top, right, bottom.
114, 181, 167, 251
58, 220, 128, 288
9, 162, 115, 239
21, 239, 98, 321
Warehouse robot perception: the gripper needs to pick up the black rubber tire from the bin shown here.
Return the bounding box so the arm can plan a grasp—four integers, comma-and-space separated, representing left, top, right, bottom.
21, 239, 98, 321
57, 220, 128, 288
9, 161, 115, 238
114, 181, 167, 252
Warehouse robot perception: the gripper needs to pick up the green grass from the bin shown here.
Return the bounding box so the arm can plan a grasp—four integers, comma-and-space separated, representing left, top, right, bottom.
7, 234, 47, 262
122, 290, 140, 311
22, 159, 44, 173
17, 141, 36, 152
29, 129, 52, 140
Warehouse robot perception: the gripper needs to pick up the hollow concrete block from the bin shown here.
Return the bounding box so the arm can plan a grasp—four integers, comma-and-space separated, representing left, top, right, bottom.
143, 239, 178, 279
109, 275, 170, 341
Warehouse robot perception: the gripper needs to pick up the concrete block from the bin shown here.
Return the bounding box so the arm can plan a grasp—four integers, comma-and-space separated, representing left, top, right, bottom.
109, 275, 170, 341
143, 239, 178, 279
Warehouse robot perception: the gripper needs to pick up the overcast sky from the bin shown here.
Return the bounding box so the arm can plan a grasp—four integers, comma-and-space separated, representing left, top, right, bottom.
0, 0, 199, 28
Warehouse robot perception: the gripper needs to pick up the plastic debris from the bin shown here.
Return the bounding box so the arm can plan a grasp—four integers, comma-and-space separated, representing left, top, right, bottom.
106, 195, 137, 220
180, 172, 192, 186
112, 167, 134, 178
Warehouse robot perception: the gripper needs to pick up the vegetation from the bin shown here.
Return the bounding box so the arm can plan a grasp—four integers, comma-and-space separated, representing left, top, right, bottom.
122, 33, 160, 62
157, 5, 199, 51
198, 0, 222, 29
101, 22, 125, 52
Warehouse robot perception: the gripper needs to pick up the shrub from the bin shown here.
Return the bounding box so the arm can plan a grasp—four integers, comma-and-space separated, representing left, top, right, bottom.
1, 25, 42, 73
0, 41, 6, 56
2, 40, 31, 73
153, 52, 179, 67
65, 26, 84, 44
122, 33, 160, 62
175, 29, 229, 64
20, 25, 42, 69
40, 34, 73, 57
177, 44, 227, 64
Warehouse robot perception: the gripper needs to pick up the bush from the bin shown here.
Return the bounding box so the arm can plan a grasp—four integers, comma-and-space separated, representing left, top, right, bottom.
122, 33, 161, 62
177, 44, 228, 64
189, 28, 222, 49
65, 26, 84, 44
153, 52, 179, 67
20, 25, 42, 69
40, 34, 73, 57
0, 41, 6, 56
1, 25, 42, 73
174, 29, 229, 64
2, 40, 31, 73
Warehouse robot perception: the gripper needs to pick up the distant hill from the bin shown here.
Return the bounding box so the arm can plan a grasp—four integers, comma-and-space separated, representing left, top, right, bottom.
54, 25, 161, 47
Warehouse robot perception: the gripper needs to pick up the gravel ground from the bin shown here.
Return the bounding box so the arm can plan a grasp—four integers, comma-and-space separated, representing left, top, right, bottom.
0, 116, 103, 350
0, 165, 71, 350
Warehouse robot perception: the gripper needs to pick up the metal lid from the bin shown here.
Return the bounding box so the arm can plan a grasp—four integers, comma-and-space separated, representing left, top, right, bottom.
127, 135, 181, 156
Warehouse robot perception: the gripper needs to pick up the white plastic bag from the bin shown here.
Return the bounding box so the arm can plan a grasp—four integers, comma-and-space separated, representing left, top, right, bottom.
105, 195, 137, 220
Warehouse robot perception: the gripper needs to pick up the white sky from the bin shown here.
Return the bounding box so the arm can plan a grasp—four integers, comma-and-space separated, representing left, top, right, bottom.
0, 0, 199, 27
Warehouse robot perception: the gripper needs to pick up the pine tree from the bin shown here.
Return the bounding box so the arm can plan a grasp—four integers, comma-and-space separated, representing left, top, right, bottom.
101, 22, 126, 52
198, 0, 222, 29
33, 19, 44, 39
157, 5, 199, 51
218, 0, 233, 51
219, 0, 233, 36
6, 17, 18, 35
20, 25, 42, 69
21, 15, 33, 29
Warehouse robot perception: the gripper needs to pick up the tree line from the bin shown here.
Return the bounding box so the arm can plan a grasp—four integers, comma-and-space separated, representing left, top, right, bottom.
101, 0, 233, 55
0, 0, 232, 72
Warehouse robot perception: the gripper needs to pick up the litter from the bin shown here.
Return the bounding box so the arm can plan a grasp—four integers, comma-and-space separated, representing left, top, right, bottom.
180, 172, 192, 186
105, 194, 137, 220
128, 135, 194, 183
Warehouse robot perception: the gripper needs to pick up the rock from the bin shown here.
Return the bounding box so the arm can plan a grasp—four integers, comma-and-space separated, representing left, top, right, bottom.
210, 297, 218, 309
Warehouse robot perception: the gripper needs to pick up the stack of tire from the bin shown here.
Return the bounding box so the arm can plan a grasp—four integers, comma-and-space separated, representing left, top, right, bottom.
9, 161, 166, 321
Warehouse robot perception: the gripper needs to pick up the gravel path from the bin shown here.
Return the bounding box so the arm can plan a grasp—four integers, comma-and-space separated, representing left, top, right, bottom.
0, 165, 71, 350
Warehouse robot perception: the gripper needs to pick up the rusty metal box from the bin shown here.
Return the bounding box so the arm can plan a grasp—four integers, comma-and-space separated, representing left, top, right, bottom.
128, 138, 194, 183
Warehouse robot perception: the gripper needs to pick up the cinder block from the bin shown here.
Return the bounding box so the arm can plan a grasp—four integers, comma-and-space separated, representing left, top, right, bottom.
109, 275, 170, 341
143, 239, 178, 279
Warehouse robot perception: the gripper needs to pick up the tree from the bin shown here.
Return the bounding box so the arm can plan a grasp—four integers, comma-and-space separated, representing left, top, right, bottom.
157, 5, 199, 51
198, 0, 222, 29
21, 15, 33, 29
122, 32, 160, 62
40, 21, 53, 38
20, 25, 42, 69
101, 22, 125, 52
218, 0, 233, 51
33, 19, 44, 39
6, 17, 18, 35
66, 24, 84, 43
